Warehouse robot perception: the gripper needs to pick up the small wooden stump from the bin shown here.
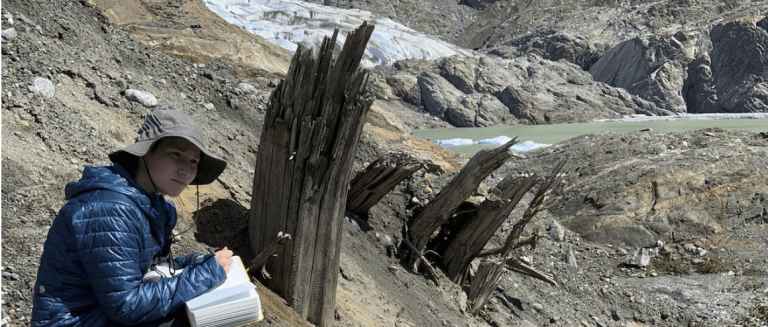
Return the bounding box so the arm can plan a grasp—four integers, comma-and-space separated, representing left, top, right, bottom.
442, 174, 541, 284
465, 157, 567, 315
407, 139, 517, 270
347, 152, 423, 216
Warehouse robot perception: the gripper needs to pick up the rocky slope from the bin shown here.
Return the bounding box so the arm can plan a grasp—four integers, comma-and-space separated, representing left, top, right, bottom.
2, 0, 768, 327
321, 0, 768, 122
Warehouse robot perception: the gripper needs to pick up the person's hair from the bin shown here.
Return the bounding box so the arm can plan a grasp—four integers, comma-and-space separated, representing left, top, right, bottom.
112, 139, 164, 176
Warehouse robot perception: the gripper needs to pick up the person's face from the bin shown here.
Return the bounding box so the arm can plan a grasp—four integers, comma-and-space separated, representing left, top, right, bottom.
143, 137, 201, 197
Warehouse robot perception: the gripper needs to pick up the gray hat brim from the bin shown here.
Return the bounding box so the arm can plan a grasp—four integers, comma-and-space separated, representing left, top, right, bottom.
109, 135, 227, 186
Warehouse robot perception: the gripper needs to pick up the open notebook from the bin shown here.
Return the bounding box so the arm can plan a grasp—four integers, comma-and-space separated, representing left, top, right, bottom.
185, 256, 264, 327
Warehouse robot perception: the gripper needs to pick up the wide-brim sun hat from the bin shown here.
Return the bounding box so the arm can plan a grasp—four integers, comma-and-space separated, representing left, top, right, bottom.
108, 109, 227, 185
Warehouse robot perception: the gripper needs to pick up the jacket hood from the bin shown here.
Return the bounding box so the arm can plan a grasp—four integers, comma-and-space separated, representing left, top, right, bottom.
64, 164, 171, 245
65, 164, 147, 200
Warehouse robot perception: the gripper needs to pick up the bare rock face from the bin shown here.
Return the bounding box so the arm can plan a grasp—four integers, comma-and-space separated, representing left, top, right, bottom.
517, 129, 768, 247
490, 31, 604, 71
378, 54, 668, 126
589, 33, 699, 113
590, 17, 768, 115
685, 17, 768, 113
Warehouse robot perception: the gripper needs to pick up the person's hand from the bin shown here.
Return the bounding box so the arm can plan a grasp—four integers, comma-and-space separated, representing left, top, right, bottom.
214, 247, 233, 273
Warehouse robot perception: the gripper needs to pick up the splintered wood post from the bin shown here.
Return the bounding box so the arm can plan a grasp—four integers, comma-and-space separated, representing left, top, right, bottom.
467, 259, 506, 315
442, 174, 541, 284
466, 157, 568, 315
347, 152, 423, 216
248, 22, 375, 327
407, 139, 517, 270
247, 232, 291, 277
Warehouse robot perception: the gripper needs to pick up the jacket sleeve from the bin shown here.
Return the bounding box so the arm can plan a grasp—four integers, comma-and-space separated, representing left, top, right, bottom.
175, 252, 206, 268
75, 200, 227, 325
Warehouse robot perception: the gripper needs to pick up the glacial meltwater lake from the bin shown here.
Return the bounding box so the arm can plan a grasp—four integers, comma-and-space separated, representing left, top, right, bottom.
412, 117, 768, 157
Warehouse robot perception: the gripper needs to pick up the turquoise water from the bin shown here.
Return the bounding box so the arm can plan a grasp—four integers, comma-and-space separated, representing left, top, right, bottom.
413, 119, 768, 156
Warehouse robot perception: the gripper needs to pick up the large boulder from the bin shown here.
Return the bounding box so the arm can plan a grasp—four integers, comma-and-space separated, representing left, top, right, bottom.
418, 72, 476, 127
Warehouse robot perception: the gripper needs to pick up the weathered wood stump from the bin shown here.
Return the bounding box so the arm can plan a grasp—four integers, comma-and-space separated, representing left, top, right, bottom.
407, 139, 517, 270
467, 259, 506, 315
347, 152, 423, 216
442, 174, 541, 284
466, 157, 568, 315
248, 22, 375, 327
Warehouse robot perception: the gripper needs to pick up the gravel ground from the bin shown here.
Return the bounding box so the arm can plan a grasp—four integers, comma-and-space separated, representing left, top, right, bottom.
2, 1, 768, 327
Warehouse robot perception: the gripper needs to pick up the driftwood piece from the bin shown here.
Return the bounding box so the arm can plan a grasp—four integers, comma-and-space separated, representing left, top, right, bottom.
347, 152, 423, 216
407, 139, 517, 270
443, 174, 540, 284
505, 258, 557, 286
476, 235, 537, 257
248, 22, 375, 327
247, 232, 291, 278
466, 157, 568, 315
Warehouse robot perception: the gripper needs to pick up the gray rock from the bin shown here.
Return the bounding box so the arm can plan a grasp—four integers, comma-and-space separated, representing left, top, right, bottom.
438, 56, 475, 94
32, 77, 54, 98
115, 79, 128, 91
386, 72, 421, 105
386, 54, 669, 127
17, 13, 34, 25
567, 247, 577, 268
2, 28, 17, 40
622, 248, 658, 267
611, 309, 621, 321
549, 220, 565, 241
418, 72, 475, 127
491, 31, 603, 71
124, 89, 158, 107
237, 82, 257, 95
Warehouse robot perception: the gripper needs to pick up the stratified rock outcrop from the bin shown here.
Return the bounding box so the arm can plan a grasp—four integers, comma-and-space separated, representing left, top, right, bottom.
517, 129, 768, 247
590, 16, 768, 114
377, 54, 668, 127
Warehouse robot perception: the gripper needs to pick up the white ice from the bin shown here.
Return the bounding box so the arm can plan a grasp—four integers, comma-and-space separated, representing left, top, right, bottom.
435, 136, 551, 152
434, 138, 474, 146
204, 0, 472, 68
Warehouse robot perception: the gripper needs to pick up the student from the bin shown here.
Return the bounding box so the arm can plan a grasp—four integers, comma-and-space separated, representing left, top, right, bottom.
32, 110, 234, 327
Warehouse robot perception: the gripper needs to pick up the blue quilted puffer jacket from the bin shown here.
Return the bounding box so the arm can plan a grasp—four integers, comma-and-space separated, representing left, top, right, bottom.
31, 164, 227, 327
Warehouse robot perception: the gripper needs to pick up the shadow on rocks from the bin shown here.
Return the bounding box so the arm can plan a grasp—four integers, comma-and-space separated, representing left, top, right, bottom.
192, 198, 256, 263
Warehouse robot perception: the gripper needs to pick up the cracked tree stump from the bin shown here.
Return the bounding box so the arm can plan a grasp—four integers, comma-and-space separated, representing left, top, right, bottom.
443, 174, 541, 284
407, 139, 517, 270
248, 22, 375, 327
347, 152, 423, 216
466, 157, 568, 315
